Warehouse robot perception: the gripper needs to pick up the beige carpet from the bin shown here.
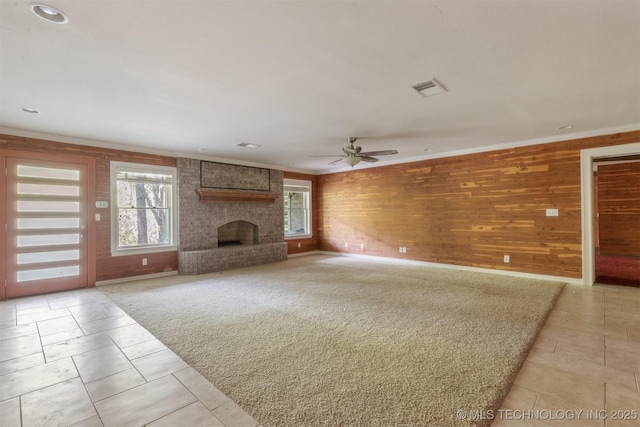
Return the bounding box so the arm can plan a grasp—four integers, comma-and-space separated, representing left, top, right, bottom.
99, 254, 564, 427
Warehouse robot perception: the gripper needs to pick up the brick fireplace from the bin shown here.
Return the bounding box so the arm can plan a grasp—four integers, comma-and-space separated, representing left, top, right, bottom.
177, 158, 287, 274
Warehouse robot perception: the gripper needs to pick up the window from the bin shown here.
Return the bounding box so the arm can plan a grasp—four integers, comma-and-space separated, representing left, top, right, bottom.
110, 162, 177, 255
284, 178, 311, 238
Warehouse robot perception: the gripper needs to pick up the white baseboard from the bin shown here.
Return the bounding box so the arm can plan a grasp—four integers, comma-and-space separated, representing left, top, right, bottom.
96, 270, 179, 287
288, 250, 322, 258
317, 251, 584, 285
97, 252, 585, 286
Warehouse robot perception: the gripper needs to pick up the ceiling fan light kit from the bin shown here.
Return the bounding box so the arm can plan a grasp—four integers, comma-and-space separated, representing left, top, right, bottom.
311, 137, 398, 168
343, 156, 362, 167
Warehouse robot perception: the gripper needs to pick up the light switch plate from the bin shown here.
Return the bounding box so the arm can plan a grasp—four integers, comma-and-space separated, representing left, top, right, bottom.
546, 208, 559, 217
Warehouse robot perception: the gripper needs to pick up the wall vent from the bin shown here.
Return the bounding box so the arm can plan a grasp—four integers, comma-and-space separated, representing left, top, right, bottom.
412, 78, 447, 97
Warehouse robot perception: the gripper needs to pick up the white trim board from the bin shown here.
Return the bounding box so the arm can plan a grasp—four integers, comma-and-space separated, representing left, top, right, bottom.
317, 123, 640, 174
317, 251, 583, 285
288, 250, 322, 258
580, 142, 640, 286
3, 124, 639, 176
95, 270, 178, 287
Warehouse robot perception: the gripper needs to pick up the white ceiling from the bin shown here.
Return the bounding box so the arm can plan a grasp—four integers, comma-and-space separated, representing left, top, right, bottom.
1, 0, 639, 174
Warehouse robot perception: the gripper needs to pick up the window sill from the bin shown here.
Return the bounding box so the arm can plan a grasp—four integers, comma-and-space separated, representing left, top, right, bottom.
285, 234, 312, 240
111, 245, 178, 257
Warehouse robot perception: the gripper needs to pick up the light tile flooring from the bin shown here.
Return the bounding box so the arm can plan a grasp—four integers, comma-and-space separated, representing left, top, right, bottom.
0, 282, 638, 427
495, 283, 640, 427
0, 289, 260, 427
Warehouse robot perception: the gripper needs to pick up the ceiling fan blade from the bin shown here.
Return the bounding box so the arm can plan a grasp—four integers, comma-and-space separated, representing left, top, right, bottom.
329, 158, 344, 165
309, 155, 344, 158
360, 150, 398, 157
360, 156, 379, 163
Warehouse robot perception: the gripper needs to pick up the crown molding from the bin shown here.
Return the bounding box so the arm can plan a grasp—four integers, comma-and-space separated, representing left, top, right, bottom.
3, 123, 638, 176
0, 126, 307, 173
315, 123, 640, 174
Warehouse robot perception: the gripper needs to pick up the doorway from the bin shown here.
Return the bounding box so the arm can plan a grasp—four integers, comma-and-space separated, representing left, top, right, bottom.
593, 158, 640, 287
2, 151, 95, 298
580, 142, 640, 286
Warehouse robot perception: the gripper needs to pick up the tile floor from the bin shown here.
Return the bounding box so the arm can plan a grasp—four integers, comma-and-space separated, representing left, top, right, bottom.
0, 289, 260, 427
495, 283, 640, 427
0, 282, 638, 427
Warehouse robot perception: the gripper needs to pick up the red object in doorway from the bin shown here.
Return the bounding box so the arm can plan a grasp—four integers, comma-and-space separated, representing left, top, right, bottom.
595, 253, 640, 287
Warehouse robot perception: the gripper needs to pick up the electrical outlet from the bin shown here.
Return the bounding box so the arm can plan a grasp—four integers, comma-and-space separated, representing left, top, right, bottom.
297, 242, 301, 248
546, 208, 559, 217
142, 258, 147, 266
344, 242, 348, 248
399, 247, 403, 253
360, 243, 364, 249
504, 255, 510, 263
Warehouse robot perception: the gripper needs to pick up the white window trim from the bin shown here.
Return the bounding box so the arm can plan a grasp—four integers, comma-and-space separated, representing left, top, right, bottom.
284, 178, 312, 240
110, 161, 179, 256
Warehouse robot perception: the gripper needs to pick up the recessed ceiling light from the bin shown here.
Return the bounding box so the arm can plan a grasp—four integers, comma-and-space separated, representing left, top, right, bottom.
558, 125, 573, 130
237, 142, 260, 149
22, 108, 40, 114
30, 3, 69, 24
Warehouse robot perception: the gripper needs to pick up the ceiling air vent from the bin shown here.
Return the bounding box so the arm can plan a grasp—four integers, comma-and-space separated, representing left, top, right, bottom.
412, 78, 447, 97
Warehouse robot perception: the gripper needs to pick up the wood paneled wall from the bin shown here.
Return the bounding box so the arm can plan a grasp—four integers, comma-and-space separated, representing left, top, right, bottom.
317, 131, 640, 278
283, 171, 319, 254
1, 134, 178, 282
597, 161, 640, 256
3, 131, 638, 284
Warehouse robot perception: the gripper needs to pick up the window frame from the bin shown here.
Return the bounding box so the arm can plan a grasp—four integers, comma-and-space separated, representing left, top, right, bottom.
284, 178, 312, 239
110, 161, 178, 256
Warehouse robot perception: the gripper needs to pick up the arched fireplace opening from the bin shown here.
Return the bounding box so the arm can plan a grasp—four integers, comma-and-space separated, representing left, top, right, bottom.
218, 221, 258, 247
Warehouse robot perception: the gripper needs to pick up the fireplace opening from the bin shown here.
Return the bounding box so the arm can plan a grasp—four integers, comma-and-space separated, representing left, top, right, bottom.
217, 221, 258, 247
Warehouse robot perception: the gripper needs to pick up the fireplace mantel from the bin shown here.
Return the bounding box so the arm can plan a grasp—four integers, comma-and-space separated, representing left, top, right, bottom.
196, 188, 278, 203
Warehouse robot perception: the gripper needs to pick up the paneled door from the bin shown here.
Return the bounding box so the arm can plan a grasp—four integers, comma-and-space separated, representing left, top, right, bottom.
5, 155, 91, 298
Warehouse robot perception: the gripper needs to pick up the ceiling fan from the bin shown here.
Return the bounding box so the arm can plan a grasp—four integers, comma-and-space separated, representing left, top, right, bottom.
311, 137, 398, 167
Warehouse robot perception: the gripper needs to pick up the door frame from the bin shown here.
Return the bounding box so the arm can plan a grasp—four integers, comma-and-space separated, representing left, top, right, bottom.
1, 149, 96, 300
580, 142, 640, 286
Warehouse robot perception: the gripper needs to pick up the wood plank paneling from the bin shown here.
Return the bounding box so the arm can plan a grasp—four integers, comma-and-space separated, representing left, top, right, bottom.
1, 134, 177, 284
97, 251, 177, 281
284, 171, 319, 255
3, 131, 638, 285
597, 161, 640, 256
318, 131, 640, 278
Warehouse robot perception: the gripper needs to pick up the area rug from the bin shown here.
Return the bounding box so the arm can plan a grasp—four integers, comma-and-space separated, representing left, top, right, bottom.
99, 254, 564, 427
595, 253, 640, 287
